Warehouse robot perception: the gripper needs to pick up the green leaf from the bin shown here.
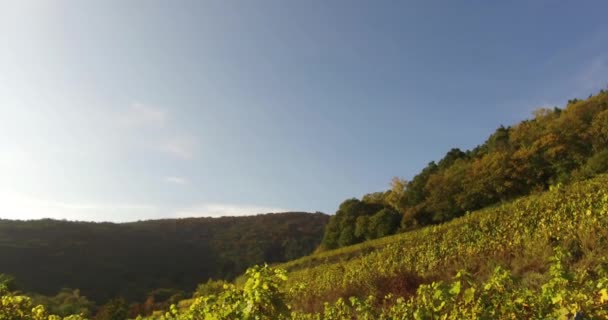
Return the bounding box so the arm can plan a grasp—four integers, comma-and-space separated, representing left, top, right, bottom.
464, 287, 475, 304
449, 281, 461, 295
551, 294, 563, 304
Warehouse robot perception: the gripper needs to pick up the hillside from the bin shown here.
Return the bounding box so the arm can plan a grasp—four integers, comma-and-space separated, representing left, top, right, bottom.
280, 174, 608, 313
0, 212, 329, 303
127, 174, 608, 319
2, 91, 607, 319
1, 146, 607, 320
322, 91, 608, 250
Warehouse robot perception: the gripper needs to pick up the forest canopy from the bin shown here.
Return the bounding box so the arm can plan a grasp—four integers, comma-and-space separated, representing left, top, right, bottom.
0, 212, 328, 303
322, 90, 608, 249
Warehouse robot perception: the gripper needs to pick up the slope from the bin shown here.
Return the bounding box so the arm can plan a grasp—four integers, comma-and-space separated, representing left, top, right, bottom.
0, 212, 329, 303
279, 174, 608, 312
322, 90, 608, 250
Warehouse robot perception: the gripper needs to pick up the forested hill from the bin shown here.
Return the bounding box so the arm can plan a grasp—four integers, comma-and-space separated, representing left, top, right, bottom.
322, 90, 608, 250
0, 212, 328, 303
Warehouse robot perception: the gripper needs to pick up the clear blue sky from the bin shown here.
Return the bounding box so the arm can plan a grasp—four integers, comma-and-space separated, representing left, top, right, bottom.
1, 1, 607, 222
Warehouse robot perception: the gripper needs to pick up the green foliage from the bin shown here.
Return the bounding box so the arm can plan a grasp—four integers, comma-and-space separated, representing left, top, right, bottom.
133, 174, 608, 319
573, 149, 608, 180
194, 279, 228, 298
321, 199, 384, 249
5, 175, 608, 319
139, 265, 289, 320
32, 289, 94, 317
0, 274, 17, 292
588, 108, 608, 151
0, 212, 328, 303
0, 287, 87, 320
353, 208, 401, 242
384, 177, 409, 213
484, 125, 510, 152
290, 261, 608, 319
323, 90, 608, 249
95, 297, 129, 320
354, 215, 370, 240
281, 174, 608, 315
367, 208, 400, 239
137, 254, 608, 319
5, 92, 608, 319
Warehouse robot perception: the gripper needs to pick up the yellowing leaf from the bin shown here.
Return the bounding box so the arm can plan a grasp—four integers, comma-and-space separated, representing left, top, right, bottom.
600, 288, 608, 303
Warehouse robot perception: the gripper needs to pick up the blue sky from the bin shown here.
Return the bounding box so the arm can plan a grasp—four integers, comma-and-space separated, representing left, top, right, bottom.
1, 1, 607, 222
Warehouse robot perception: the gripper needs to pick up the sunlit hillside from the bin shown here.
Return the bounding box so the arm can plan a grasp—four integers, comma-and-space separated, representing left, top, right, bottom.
2, 2, 608, 319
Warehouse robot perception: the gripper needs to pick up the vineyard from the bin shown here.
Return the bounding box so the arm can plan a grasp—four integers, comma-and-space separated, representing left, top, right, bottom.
3, 174, 608, 319
277, 174, 608, 318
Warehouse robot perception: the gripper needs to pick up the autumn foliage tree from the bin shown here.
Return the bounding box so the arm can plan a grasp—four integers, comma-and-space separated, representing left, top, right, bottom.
323, 90, 608, 249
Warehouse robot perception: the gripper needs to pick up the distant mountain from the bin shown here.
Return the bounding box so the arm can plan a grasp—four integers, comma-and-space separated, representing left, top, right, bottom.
0, 212, 329, 303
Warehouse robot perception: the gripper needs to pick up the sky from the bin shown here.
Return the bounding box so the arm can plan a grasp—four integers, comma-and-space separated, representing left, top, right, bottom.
1, 1, 607, 222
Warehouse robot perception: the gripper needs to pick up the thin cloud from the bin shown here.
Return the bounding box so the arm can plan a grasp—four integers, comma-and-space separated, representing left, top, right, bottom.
173, 203, 291, 218
116, 103, 198, 159
155, 136, 197, 159
164, 176, 188, 185
0, 191, 158, 222
121, 103, 168, 128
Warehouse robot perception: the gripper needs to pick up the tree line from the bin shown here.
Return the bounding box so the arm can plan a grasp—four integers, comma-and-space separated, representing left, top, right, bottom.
0, 212, 328, 306
323, 90, 608, 249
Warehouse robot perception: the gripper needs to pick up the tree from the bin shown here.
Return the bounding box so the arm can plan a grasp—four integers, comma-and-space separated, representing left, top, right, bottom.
319, 90, 608, 251
361, 191, 389, 205
458, 151, 517, 211
485, 125, 510, 152
385, 177, 408, 213
32, 288, 93, 317
424, 159, 470, 222
0, 273, 17, 292
95, 298, 129, 320
321, 214, 343, 249
354, 216, 371, 240
338, 225, 357, 247
588, 109, 608, 152
437, 148, 467, 169
368, 208, 401, 239
322, 199, 385, 249
573, 149, 608, 180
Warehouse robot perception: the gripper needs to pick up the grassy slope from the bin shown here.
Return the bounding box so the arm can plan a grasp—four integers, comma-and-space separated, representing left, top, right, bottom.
277, 175, 608, 311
